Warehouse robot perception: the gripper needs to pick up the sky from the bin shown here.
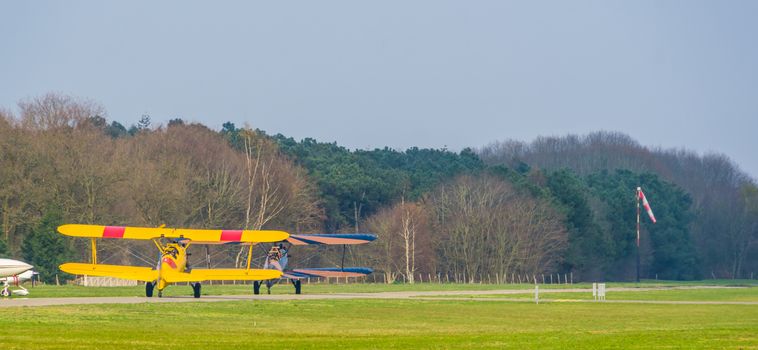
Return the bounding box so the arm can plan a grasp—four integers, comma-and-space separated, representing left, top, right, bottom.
2, 1, 757, 178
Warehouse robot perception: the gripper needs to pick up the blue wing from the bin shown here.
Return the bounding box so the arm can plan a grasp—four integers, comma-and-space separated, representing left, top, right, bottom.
282, 267, 373, 279
287, 233, 377, 245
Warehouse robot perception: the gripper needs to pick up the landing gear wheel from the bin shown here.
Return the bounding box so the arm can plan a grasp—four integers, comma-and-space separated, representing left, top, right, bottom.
158, 290, 163, 298
145, 282, 155, 297
266, 284, 271, 295
253, 281, 260, 295
294, 280, 302, 295
192, 282, 201, 298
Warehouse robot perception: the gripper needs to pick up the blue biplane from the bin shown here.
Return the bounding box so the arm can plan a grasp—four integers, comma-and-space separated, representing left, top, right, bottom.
253, 233, 377, 294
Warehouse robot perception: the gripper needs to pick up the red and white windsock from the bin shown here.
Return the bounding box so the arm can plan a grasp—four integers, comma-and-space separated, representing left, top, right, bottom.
637, 187, 656, 223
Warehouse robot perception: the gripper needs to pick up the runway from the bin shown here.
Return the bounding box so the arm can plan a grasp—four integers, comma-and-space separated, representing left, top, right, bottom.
1, 286, 755, 307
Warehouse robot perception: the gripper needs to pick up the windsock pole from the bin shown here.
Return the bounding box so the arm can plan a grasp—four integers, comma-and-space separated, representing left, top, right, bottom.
636, 187, 641, 283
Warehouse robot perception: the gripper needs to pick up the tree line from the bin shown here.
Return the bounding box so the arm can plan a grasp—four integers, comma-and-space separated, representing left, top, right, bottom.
0, 94, 322, 281
1, 94, 755, 282
480, 132, 758, 279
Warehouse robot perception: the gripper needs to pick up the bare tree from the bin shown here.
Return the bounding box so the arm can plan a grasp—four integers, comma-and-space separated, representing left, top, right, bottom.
366, 198, 432, 283
427, 175, 567, 280
19, 93, 105, 130
233, 129, 323, 267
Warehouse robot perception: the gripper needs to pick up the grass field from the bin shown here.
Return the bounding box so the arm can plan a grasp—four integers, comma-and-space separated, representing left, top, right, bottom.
423, 287, 758, 302
2, 298, 757, 349
2, 281, 757, 349
16, 278, 758, 298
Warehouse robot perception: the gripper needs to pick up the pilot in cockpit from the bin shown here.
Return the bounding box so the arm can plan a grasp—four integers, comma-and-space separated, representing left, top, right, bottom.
267, 246, 281, 261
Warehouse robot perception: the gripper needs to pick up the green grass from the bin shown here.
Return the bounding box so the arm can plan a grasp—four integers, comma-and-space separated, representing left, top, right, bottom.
3, 281, 758, 348
423, 286, 758, 302
1, 299, 756, 349
18, 279, 758, 298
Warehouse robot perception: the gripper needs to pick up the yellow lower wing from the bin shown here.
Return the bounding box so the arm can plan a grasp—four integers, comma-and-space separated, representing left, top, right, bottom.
164, 269, 282, 283
60, 263, 158, 282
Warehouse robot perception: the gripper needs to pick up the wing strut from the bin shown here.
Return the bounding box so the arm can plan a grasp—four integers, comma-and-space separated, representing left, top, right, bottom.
341, 244, 346, 271
246, 245, 254, 270
205, 246, 211, 269
91, 238, 97, 264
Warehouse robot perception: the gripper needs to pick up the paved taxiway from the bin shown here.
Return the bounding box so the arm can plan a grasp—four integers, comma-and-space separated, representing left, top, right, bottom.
1, 286, 755, 307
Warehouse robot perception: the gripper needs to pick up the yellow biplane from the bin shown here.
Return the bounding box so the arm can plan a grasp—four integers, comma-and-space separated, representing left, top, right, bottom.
58, 224, 288, 298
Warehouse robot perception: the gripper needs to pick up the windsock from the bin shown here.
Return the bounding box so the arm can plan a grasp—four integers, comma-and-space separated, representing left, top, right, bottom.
638, 188, 656, 223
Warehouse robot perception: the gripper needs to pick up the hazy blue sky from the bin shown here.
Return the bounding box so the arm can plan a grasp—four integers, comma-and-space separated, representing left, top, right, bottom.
2, 1, 757, 178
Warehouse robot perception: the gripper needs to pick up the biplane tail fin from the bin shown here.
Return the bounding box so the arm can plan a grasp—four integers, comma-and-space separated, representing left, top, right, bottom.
282, 267, 373, 280
286, 233, 377, 246
59, 263, 159, 282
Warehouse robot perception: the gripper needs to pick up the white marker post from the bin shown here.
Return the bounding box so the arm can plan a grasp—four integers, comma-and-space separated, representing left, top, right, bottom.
592, 282, 597, 301
535, 285, 539, 304
599, 283, 606, 301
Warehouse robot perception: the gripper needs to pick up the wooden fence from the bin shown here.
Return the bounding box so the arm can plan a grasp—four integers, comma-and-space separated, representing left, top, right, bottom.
73, 276, 139, 287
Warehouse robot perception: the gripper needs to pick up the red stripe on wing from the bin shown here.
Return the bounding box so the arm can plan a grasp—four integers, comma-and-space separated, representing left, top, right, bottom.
220, 230, 243, 241
102, 226, 126, 239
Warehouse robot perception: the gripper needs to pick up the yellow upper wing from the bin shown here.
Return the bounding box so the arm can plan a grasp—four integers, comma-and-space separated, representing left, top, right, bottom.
57, 224, 289, 244
164, 269, 282, 283
60, 263, 158, 282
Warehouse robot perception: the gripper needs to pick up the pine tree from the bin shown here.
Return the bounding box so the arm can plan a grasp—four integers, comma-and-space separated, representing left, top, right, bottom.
0, 239, 8, 258
22, 207, 72, 283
